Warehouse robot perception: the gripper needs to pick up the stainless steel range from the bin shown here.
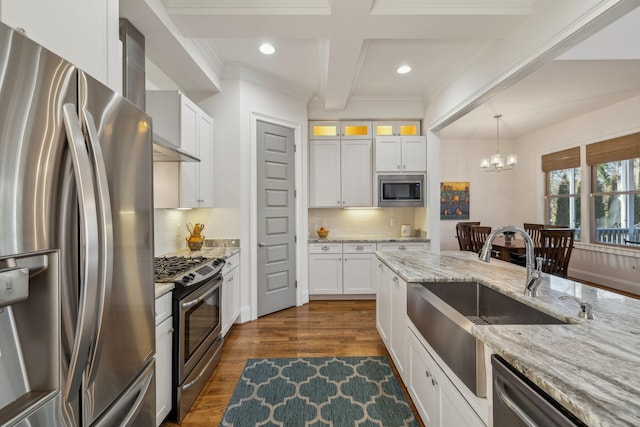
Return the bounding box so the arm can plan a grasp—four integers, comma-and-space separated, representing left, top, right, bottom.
154, 256, 225, 422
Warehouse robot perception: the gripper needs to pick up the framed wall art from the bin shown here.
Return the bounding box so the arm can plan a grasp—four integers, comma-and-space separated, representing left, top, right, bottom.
440, 182, 470, 220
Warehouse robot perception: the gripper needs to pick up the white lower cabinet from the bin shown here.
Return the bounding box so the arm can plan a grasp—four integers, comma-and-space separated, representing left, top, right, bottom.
308, 243, 376, 295
154, 292, 173, 426
221, 252, 240, 336
389, 272, 408, 382
342, 243, 376, 294
408, 326, 486, 427
375, 262, 390, 345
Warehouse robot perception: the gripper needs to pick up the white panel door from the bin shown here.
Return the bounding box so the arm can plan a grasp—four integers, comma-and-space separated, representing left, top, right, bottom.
401, 136, 427, 172
375, 136, 402, 172
341, 139, 372, 206
390, 274, 408, 381
308, 254, 342, 294
376, 262, 390, 345
309, 139, 341, 207
343, 253, 376, 294
179, 96, 199, 207
197, 113, 214, 207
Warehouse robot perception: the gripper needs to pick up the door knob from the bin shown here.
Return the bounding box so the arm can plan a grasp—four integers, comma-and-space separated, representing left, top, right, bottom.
258, 242, 266, 247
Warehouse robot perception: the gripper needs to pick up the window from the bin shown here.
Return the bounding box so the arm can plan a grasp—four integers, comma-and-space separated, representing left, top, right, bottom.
587, 133, 640, 247
542, 147, 581, 240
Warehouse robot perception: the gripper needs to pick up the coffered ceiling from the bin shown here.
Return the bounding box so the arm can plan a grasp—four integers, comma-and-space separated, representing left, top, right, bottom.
120, 0, 640, 138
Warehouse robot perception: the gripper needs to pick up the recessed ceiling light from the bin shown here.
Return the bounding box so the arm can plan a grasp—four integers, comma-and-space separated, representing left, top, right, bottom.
259, 43, 275, 55
397, 65, 411, 74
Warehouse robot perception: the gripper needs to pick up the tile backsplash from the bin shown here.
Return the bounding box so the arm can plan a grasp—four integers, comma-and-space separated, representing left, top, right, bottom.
308, 207, 424, 238
154, 209, 189, 256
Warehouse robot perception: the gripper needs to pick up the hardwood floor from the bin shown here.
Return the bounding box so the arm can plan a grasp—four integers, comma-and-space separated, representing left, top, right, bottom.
161, 300, 423, 426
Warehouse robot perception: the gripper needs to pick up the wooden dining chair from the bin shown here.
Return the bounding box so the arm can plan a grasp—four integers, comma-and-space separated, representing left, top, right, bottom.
523, 223, 544, 246
455, 222, 480, 251
470, 225, 492, 253
511, 223, 544, 266
537, 228, 575, 278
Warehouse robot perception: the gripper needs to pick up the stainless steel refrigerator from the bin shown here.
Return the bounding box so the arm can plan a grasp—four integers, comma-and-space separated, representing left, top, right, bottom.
0, 22, 155, 426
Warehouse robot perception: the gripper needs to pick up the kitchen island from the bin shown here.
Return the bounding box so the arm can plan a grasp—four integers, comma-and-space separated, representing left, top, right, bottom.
375, 250, 640, 427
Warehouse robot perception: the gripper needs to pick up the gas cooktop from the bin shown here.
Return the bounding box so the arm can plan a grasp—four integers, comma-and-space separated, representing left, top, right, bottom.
154, 255, 225, 286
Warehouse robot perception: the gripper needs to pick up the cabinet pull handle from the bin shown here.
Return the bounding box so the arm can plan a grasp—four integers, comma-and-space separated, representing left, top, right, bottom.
432, 378, 437, 386
393, 276, 398, 284
356, 245, 363, 250
322, 246, 330, 251
397, 165, 400, 170
425, 370, 431, 378
398, 245, 406, 250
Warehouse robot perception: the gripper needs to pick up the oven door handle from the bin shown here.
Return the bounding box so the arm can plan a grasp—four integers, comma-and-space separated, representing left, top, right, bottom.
181, 283, 218, 309
182, 351, 217, 391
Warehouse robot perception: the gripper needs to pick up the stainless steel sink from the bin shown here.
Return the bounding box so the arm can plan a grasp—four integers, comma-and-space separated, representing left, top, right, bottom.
407, 281, 568, 398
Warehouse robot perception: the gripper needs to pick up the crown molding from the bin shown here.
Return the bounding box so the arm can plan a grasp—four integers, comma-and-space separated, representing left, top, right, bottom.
222, 62, 313, 102
163, 0, 331, 15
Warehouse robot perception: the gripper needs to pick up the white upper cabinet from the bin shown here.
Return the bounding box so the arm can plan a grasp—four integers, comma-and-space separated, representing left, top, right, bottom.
341, 140, 372, 206
148, 91, 214, 208
309, 139, 372, 207
1, 0, 119, 89
309, 139, 342, 207
373, 121, 421, 137
309, 121, 340, 139
309, 120, 373, 207
375, 135, 427, 172
340, 121, 372, 139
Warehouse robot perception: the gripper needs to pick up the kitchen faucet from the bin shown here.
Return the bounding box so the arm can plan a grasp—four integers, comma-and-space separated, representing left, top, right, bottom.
479, 226, 544, 297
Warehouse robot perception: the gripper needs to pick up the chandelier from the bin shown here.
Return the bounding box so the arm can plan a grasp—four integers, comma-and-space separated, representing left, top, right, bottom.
480, 114, 517, 172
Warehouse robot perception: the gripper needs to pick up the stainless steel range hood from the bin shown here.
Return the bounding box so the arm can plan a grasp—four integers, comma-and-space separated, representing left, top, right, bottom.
153, 134, 200, 162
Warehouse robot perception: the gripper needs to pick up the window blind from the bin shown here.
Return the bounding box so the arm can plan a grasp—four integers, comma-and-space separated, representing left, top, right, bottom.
541, 147, 580, 172
586, 132, 640, 165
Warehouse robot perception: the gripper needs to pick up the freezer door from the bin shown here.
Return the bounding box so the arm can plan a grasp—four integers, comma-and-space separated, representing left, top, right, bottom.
77, 71, 156, 425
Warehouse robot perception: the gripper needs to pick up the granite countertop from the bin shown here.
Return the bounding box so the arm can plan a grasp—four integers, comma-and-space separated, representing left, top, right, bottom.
375, 250, 640, 427
308, 235, 430, 243
155, 282, 174, 298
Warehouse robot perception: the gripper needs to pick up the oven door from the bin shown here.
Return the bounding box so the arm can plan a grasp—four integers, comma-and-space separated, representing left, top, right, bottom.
176, 278, 221, 383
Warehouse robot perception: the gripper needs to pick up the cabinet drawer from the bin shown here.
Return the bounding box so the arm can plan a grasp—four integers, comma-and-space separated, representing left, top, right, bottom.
343, 242, 376, 253
222, 252, 240, 276
155, 291, 172, 325
377, 242, 428, 251
309, 243, 342, 254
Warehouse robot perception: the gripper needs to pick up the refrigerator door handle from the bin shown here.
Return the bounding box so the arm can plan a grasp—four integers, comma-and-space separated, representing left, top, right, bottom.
81, 108, 114, 385
61, 103, 101, 402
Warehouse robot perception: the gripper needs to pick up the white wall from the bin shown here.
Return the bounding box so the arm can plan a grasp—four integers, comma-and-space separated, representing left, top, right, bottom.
438, 137, 518, 250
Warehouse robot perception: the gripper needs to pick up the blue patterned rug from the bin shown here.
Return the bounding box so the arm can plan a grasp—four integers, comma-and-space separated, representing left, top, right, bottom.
220, 356, 419, 427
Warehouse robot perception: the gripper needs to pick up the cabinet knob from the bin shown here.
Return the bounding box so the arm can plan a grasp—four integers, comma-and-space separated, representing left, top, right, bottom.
397, 165, 400, 170
258, 242, 266, 247
403, 165, 406, 170
392, 276, 398, 283
425, 370, 431, 378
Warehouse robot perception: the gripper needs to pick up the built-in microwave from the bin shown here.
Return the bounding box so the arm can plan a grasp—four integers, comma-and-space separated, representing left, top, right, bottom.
378, 174, 425, 207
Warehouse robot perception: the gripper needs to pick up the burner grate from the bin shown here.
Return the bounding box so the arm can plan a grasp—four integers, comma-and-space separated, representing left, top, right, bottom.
154, 256, 209, 281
